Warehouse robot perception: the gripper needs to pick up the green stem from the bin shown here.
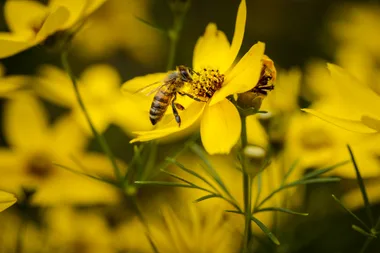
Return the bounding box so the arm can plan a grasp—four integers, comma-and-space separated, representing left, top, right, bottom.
166, 1, 190, 71
241, 115, 252, 252
60, 51, 122, 183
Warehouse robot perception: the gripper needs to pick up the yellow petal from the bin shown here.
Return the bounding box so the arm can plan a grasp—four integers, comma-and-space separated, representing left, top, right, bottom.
5, 0, 48, 33
0, 32, 34, 59
326, 63, 380, 121
83, 0, 108, 16
0, 191, 17, 212
50, 114, 89, 154
49, 0, 87, 29
131, 102, 206, 143
35, 7, 70, 41
200, 99, 241, 154
0, 76, 29, 97
302, 108, 377, 134
192, 23, 231, 72
226, 0, 247, 70
35, 65, 76, 107
4, 93, 49, 151
80, 64, 121, 96
210, 42, 265, 106
246, 115, 268, 147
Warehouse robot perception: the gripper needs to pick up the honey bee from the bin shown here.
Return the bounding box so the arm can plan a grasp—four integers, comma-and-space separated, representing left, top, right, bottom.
137, 65, 201, 126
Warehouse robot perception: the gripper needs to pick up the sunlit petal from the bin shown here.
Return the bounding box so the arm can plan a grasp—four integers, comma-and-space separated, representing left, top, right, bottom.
49, 0, 87, 29
0, 191, 17, 212
302, 109, 377, 134
35, 7, 70, 41
35, 65, 76, 107
0, 32, 34, 59
121, 72, 167, 94
200, 99, 241, 154
193, 23, 231, 72
4, 93, 49, 151
210, 42, 265, 106
226, 0, 247, 70
246, 115, 268, 147
5, 0, 48, 33
131, 102, 206, 143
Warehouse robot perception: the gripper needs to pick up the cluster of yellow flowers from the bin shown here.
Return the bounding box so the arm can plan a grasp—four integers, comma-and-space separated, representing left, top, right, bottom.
0, 0, 379, 252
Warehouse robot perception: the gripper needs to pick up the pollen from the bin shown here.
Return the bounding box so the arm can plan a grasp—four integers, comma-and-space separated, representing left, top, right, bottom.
190, 68, 225, 100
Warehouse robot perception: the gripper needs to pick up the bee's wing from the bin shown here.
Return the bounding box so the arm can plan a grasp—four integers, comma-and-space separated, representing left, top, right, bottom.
133, 81, 163, 96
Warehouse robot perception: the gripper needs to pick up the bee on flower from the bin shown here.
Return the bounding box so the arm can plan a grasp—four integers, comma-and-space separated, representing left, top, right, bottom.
122, 0, 275, 155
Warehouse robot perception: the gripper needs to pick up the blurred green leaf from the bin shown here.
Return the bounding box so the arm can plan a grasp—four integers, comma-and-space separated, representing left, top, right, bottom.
134, 15, 167, 34
254, 207, 309, 216
347, 145, 374, 226
332, 194, 370, 230
282, 159, 299, 184
134, 181, 195, 189
166, 158, 219, 193
352, 225, 377, 238
53, 163, 117, 186
250, 215, 280, 245
302, 160, 349, 180
189, 143, 236, 202
194, 194, 222, 203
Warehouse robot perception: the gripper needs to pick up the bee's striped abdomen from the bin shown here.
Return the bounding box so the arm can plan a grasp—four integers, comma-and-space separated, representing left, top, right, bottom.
150, 89, 173, 125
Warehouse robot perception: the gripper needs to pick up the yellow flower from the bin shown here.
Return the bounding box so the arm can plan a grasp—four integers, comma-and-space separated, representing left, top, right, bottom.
35, 64, 151, 135
0, 63, 30, 97
0, 190, 16, 212
286, 112, 380, 178
0, 0, 107, 58
115, 203, 240, 253
72, 0, 164, 65
122, 0, 269, 154
303, 64, 380, 134
0, 93, 122, 205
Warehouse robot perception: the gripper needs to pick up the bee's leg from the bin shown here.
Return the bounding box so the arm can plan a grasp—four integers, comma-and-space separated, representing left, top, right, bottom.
171, 94, 181, 127
178, 91, 207, 102
175, 103, 185, 110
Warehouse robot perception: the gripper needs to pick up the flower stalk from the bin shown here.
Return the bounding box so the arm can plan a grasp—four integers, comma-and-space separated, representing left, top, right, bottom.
240, 113, 253, 252
60, 51, 123, 183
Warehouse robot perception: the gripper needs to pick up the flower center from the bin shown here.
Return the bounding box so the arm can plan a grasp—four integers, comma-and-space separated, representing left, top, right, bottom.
187, 68, 225, 101
26, 153, 54, 179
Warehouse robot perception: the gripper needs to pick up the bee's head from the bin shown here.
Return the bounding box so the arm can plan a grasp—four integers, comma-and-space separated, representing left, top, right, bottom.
177, 65, 193, 82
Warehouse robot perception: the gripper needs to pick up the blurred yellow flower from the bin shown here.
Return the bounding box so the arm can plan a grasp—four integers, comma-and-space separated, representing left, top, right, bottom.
0, 93, 122, 205
44, 207, 114, 253
0, 190, 16, 212
0, 0, 107, 58
303, 64, 380, 134
72, 0, 164, 65
35, 64, 151, 135
331, 4, 380, 60
286, 112, 380, 178
115, 203, 240, 253
123, 0, 269, 155
0, 63, 31, 97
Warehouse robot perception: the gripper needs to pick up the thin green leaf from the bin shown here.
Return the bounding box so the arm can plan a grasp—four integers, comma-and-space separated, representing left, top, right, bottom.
160, 169, 197, 187
254, 207, 309, 216
53, 163, 117, 186
134, 15, 167, 34
166, 158, 219, 193
302, 160, 349, 180
332, 194, 370, 230
257, 177, 341, 209
134, 181, 195, 189
194, 194, 221, 203
145, 231, 159, 253
250, 216, 280, 245
352, 225, 377, 238
189, 143, 234, 200
347, 145, 374, 226
225, 210, 243, 215
282, 159, 299, 184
